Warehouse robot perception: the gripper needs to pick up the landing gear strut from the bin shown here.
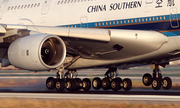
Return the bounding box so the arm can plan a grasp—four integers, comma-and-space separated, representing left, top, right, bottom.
142, 64, 172, 90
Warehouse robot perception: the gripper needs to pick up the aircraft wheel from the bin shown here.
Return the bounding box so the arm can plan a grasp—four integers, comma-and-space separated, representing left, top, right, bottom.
82, 78, 91, 91
122, 78, 132, 91
66, 79, 75, 91
116, 77, 123, 90
102, 78, 111, 90
92, 77, 102, 90
55, 79, 65, 92
46, 77, 55, 90
162, 77, 172, 90
152, 78, 161, 90
142, 73, 152, 86
111, 78, 121, 91
74, 78, 82, 91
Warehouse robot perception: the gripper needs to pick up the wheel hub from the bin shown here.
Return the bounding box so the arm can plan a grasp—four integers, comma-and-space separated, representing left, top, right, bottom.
83, 82, 86, 88
47, 81, 52, 87
123, 81, 127, 88
66, 81, 71, 89
143, 77, 148, 83
102, 81, 106, 87
163, 80, 168, 87
56, 82, 60, 88
111, 81, 116, 88
152, 80, 157, 87
93, 80, 98, 87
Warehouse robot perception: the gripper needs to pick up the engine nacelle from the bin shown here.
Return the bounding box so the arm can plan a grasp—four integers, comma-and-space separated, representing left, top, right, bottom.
8, 34, 66, 71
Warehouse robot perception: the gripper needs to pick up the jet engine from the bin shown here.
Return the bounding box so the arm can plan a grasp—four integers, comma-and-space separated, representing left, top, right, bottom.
8, 34, 66, 71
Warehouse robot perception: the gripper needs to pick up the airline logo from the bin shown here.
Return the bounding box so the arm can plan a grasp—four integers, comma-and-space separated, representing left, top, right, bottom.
156, 0, 175, 8
87, 1, 142, 13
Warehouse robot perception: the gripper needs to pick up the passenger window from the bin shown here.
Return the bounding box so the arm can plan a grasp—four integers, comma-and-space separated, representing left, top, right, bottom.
131, 19, 133, 23
8, 6, 10, 10
149, 17, 151, 21
64, 0, 67, 4
34, 4, 37, 7
117, 21, 119, 24
31, 4, 33, 8
24, 5, 27, 8
61, 0, 63, 4
142, 18, 144, 22
37, 3, 40, 7
14, 6, 17, 10
18, 5, 20, 9
57, 1, 60, 4
163, 16, 166, 20
11, 6, 14, 10
27, 4, 30, 8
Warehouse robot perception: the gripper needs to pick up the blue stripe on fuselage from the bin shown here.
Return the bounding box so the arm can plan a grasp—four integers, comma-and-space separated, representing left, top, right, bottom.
59, 14, 180, 37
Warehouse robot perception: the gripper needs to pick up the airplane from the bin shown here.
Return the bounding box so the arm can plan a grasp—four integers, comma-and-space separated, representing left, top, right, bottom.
0, 0, 178, 92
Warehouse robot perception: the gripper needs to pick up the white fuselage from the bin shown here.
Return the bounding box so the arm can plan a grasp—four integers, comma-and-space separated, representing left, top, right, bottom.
1, 0, 180, 69
0, 0, 178, 28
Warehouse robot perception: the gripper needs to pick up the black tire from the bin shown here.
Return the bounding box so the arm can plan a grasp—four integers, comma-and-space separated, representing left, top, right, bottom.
142, 73, 152, 86
74, 78, 82, 91
46, 77, 55, 90
82, 78, 91, 91
162, 77, 172, 90
102, 78, 111, 90
111, 78, 120, 91
122, 78, 132, 91
92, 77, 102, 90
55, 79, 65, 92
66, 79, 75, 91
116, 77, 123, 90
152, 78, 162, 90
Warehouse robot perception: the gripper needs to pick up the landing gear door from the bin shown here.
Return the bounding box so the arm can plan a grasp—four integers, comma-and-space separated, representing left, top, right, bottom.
0, 0, 8, 20
41, 0, 52, 15
170, 7, 179, 28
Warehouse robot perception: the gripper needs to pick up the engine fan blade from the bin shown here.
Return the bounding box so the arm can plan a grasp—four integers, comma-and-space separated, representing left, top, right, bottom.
41, 39, 56, 65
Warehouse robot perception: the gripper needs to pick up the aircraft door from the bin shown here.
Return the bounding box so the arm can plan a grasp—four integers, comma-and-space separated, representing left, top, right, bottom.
0, 0, 8, 20
170, 7, 179, 28
145, 0, 153, 12
80, 17, 88, 28
41, 0, 52, 15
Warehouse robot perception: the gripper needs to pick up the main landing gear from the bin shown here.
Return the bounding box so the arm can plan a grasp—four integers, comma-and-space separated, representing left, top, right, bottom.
46, 69, 91, 92
46, 67, 133, 92
92, 68, 132, 91
142, 64, 172, 90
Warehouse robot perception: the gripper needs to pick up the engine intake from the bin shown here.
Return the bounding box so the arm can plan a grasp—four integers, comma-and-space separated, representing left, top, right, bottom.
8, 34, 66, 71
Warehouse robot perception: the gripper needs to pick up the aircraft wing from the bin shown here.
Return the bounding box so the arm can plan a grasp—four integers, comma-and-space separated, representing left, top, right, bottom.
4, 24, 111, 42
0, 24, 169, 70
